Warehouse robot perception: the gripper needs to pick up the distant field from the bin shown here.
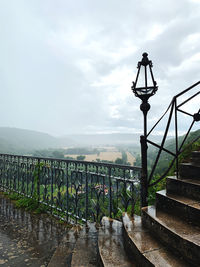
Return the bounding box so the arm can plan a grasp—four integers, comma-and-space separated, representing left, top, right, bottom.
126, 152, 136, 165
65, 151, 136, 165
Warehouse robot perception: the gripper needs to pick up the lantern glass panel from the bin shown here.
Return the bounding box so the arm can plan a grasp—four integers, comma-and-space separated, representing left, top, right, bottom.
146, 65, 155, 88
136, 66, 145, 88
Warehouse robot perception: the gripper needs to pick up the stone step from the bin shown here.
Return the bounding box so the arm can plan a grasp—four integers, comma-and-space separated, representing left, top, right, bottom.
166, 176, 200, 201
47, 228, 77, 267
71, 223, 99, 267
122, 213, 189, 267
191, 151, 200, 165
98, 217, 134, 267
156, 190, 200, 226
179, 163, 200, 179
142, 206, 200, 266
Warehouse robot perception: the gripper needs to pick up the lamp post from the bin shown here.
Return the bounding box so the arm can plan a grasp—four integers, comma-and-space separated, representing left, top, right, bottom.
132, 52, 158, 207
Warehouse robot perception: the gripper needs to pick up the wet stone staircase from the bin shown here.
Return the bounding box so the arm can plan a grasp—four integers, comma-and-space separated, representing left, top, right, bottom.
122, 150, 200, 267
48, 151, 200, 267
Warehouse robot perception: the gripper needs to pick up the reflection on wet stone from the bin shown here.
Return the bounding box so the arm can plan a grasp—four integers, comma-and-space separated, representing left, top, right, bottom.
0, 192, 70, 266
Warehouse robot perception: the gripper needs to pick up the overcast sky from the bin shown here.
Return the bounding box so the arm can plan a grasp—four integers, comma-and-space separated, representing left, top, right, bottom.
0, 0, 199, 136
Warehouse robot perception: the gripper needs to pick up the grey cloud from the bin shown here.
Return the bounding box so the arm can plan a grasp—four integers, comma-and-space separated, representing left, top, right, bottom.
0, 0, 199, 136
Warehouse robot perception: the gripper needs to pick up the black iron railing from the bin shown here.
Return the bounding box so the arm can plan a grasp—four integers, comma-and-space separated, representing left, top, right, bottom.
146, 81, 200, 188
0, 154, 141, 223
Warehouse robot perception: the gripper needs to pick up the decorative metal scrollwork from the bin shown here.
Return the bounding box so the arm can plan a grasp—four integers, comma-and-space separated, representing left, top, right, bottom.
0, 154, 141, 223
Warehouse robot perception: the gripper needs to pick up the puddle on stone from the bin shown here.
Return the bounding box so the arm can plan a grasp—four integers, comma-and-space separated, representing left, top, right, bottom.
0, 192, 71, 266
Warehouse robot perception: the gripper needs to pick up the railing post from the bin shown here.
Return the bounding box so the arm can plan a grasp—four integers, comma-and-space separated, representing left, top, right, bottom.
85, 164, 88, 223
37, 159, 40, 203
140, 135, 148, 207
66, 162, 69, 222
108, 167, 112, 218
50, 160, 54, 214
3, 155, 5, 191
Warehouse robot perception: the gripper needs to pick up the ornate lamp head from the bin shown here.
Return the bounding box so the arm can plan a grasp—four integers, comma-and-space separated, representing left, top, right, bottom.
132, 53, 158, 103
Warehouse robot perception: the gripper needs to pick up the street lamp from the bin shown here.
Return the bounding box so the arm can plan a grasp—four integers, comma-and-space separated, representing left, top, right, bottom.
131, 52, 158, 207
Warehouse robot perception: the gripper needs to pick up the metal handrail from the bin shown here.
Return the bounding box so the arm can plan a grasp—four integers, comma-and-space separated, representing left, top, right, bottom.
147, 81, 200, 187
0, 153, 141, 171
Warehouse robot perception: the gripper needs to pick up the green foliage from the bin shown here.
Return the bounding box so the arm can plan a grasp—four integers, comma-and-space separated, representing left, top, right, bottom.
90, 198, 103, 223
16, 197, 38, 211
122, 151, 127, 163
169, 136, 200, 175
32, 162, 44, 200
134, 153, 141, 166
52, 150, 65, 159
134, 200, 141, 216
178, 138, 200, 163
65, 156, 74, 160
8, 193, 20, 200
52, 209, 66, 218
148, 175, 166, 205
111, 198, 122, 219
15, 197, 49, 213
76, 155, 86, 161
115, 158, 123, 164
147, 130, 200, 205
1, 190, 45, 213
113, 150, 131, 166
33, 149, 65, 159
148, 129, 200, 177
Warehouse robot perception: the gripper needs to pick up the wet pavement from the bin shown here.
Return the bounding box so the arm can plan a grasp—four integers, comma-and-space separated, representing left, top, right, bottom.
0, 192, 71, 266
98, 217, 134, 266
70, 223, 99, 267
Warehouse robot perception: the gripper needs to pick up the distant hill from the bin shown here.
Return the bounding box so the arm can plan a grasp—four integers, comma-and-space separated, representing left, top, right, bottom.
163, 129, 200, 152
62, 133, 164, 146
63, 133, 141, 146
0, 127, 73, 154
147, 129, 200, 176
0, 127, 166, 155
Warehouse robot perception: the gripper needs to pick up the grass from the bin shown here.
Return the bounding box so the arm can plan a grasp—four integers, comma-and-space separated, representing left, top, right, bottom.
15, 197, 48, 213
2, 191, 49, 214
1, 190, 71, 225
